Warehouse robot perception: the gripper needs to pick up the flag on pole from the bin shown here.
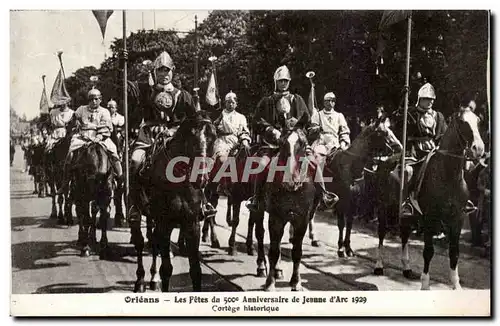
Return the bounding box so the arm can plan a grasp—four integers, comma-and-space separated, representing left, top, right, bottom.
206, 72, 218, 106
39, 76, 49, 114
92, 10, 114, 40
376, 10, 412, 60
50, 68, 71, 107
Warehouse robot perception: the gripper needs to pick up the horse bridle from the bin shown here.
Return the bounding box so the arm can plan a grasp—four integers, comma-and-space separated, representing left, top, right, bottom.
437, 115, 471, 159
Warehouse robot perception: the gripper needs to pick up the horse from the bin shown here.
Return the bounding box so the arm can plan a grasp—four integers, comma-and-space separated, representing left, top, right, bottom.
46, 135, 74, 225
110, 125, 126, 227
72, 142, 115, 258
319, 117, 403, 258
131, 110, 216, 292
29, 141, 48, 198
418, 109, 484, 289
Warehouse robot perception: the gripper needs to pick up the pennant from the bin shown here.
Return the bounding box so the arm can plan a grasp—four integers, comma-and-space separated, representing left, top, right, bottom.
50, 68, 71, 107
92, 10, 114, 40
376, 10, 411, 60
206, 73, 218, 106
39, 85, 49, 114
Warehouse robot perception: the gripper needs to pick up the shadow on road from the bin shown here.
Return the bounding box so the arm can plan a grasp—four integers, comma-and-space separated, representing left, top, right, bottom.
11, 241, 74, 271
34, 282, 131, 294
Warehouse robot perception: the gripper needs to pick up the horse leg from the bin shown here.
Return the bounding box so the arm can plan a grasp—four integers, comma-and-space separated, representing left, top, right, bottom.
64, 192, 74, 226
80, 202, 92, 257
145, 215, 153, 251
228, 201, 241, 256
374, 206, 386, 275
264, 216, 285, 291
290, 219, 308, 291
149, 229, 161, 291
448, 214, 464, 290
421, 224, 435, 290
401, 216, 416, 279
226, 195, 233, 227
201, 218, 210, 243
246, 210, 256, 256
131, 219, 146, 293
337, 210, 346, 257
50, 192, 58, 219
57, 192, 64, 222
309, 213, 320, 247
159, 226, 174, 292
185, 221, 202, 292
209, 216, 221, 249
98, 203, 110, 260
177, 228, 188, 257
113, 185, 125, 227
344, 207, 355, 257
253, 211, 267, 277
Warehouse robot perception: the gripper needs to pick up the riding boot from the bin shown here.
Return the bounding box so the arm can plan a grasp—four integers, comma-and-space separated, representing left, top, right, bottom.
464, 200, 478, 215
57, 152, 73, 195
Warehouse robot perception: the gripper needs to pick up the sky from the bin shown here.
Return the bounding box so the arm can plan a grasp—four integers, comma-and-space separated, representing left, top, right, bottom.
10, 10, 210, 120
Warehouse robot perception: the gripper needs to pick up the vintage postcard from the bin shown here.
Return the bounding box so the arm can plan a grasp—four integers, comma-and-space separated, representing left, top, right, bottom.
9, 8, 491, 317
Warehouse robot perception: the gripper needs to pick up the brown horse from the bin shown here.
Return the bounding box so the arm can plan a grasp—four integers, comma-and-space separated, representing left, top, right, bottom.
419, 109, 484, 290
132, 111, 216, 292
321, 117, 403, 258
72, 142, 114, 258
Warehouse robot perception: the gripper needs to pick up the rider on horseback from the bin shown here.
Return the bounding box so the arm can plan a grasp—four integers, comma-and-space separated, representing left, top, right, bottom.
58, 88, 123, 194
128, 50, 217, 224
45, 99, 74, 153
309, 92, 351, 156
391, 83, 448, 216
246, 65, 339, 212
212, 91, 251, 195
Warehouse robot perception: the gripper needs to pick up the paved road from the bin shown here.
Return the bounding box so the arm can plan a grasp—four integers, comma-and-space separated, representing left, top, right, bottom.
10, 145, 491, 294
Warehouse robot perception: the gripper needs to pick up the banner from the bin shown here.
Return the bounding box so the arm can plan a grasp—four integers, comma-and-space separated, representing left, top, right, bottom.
39, 76, 49, 114
50, 68, 71, 107
376, 10, 412, 59
206, 72, 218, 106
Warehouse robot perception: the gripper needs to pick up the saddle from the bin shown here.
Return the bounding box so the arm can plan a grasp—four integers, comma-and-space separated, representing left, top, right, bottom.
138, 130, 173, 178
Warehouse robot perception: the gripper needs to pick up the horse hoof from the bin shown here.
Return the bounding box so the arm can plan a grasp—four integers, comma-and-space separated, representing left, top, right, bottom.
81, 249, 90, 257
99, 251, 106, 260
374, 268, 384, 276
202, 234, 209, 243
211, 241, 221, 249
289, 237, 294, 244
57, 218, 65, 225
246, 244, 254, 256
134, 282, 146, 293
263, 284, 275, 292
345, 248, 354, 257
337, 250, 345, 258
403, 269, 418, 279
291, 285, 303, 291
274, 270, 284, 280
50, 213, 57, 219
311, 240, 321, 247
257, 268, 267, 278
150, 281, 160, 291
228, 247, 237, 256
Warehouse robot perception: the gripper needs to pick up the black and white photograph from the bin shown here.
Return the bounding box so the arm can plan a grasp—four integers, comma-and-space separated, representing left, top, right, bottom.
8, 8, 491, 316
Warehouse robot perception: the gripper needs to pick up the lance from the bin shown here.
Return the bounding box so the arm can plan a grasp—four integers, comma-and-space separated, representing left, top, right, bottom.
123, 10, 130, 219
398, 13, 412, 222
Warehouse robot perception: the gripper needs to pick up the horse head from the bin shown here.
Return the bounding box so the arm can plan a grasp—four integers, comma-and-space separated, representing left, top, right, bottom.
445, 109, 485, 160
277, 114, 310, 191
353, 115, 403, 158
174, 110, 217, 187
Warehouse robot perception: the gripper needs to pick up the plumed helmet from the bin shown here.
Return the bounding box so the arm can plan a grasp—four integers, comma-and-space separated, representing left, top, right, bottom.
154, 51, 175, 70
225, 91, 237, 101
88, 88, 102, 99
417, 83, 436, 100
273, 65, 291, 82
107, 99, 117, 107
324, 92, 336, 101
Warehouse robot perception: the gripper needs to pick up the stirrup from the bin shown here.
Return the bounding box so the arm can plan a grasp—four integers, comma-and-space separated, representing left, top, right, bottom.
322, 191, 339, 209
401, 200, 414, 217
128, 205, 142, 223
245, 196, 260, 212
202, 203, 217, 219
464, 200, 478, 215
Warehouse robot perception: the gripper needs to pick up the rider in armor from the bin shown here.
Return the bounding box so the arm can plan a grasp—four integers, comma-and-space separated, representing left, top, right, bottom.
246, 65, 339, 212
45, 99, 74, 153
212, 91, 251, 195
128, 51, 217, 223
58, 88, 123, 194
309, 92, 351, 156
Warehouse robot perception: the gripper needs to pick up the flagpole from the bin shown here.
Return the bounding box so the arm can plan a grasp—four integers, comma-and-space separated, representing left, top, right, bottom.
123, 10, 130, 220
57, 51, 66, 80
398, 13, 412, 221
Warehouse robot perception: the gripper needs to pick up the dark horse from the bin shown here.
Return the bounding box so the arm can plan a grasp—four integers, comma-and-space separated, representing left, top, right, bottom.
73, 142, 114, 258
247, 116, 316, 291
320, 117, 403, 258
46, 135, 74, 225
131, 111, 216, 292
